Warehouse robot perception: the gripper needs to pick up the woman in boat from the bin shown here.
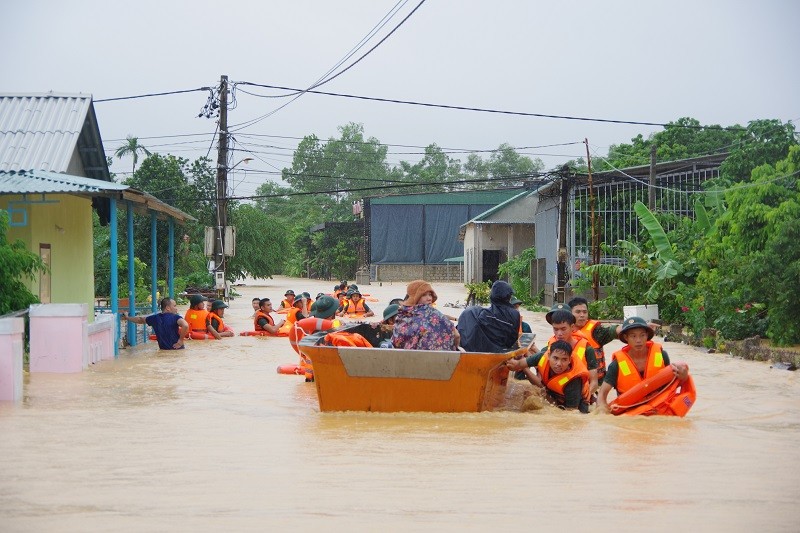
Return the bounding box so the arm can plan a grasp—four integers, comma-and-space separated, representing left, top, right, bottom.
595, 316, 689, 414
391, 280, 460, 351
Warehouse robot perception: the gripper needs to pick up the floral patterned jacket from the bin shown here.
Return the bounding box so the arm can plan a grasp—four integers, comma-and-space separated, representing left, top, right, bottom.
391, 304, 457, 351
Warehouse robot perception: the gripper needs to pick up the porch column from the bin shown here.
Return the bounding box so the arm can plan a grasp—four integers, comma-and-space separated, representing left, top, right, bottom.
127, 201, 136, 346
109, 197, 119, 357
151, 212, 157, 315
168, 218, 175, 299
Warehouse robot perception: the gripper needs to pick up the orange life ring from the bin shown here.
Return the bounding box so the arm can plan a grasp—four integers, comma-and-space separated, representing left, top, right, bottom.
277, 364, 306, 376
610, 365, 697, 417
189, 331, 216, 340
239, 330, 288, 337
148, 333, 158, 341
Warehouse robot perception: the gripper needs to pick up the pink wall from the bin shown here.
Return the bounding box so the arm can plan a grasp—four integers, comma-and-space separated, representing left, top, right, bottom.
0, 317, 24, 401
29, 303, 89, 373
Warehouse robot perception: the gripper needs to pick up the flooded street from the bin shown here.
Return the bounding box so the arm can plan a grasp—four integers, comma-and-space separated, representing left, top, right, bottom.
2, 276, 799, 532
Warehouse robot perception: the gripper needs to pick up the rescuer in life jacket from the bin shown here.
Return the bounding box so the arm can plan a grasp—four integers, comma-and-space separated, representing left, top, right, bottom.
184, 294, 210, 334
595, 316, 689, 414
517, 339, 591, 413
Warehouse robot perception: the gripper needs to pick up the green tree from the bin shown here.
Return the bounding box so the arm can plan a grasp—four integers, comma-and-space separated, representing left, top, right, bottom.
0, 211, 48, 314
697, 145, 800, 344
114, 135, 152, 175
226, 203, 287, 280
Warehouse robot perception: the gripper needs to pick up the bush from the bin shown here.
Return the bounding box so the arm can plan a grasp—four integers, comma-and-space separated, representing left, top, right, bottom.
713, 303, 768, 340
498, 247, 538, 305
464, 281, 491, 304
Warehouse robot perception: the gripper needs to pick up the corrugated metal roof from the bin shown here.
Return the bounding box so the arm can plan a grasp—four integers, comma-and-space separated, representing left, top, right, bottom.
0, 93, 100, 174
0, 169, 128, 194
369, 188, 522, 205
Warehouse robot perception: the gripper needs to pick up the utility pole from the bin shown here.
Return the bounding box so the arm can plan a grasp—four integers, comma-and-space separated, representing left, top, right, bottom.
557, 166, 571, 303
648, 143, 657, 210
214, 75, 229, 296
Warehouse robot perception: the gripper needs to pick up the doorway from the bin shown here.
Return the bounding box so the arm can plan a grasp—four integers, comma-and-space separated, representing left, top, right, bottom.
482, 250, 501, 283
39, 243, 51, 303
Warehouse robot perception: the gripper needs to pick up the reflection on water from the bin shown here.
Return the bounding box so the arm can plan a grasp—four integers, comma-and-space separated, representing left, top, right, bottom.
1, 297, 799, 532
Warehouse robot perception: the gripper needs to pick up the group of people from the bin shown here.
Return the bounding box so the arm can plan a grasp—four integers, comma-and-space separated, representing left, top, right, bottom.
121, 294, 233, 349
124, 279, 690, 415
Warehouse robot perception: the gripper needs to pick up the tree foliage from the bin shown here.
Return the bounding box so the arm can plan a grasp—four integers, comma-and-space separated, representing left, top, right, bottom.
114, 135, 152, 175
0, 211, 48, 314
697, 145, 800, 344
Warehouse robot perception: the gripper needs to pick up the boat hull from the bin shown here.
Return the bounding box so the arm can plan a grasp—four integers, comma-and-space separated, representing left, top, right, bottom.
300, 343, 511, 413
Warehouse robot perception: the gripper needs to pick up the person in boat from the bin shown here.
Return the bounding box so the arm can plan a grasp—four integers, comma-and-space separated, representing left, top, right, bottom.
336, 289, 374, 318
389, 297, 404, 306
376, 304, 400, 348
207, 300, 234, 338
510, 297, 532, 333
596, 316, 689, 414
391, 280, 460, 351
507, 304, 600, 396
289, 295, 342, 381
567, 297, 620, 386
457, 280, 521, 353
250, 297, 261, 318
279, 290, 296, 310
122, 297, 189, 350
254, 298, 285, 334
184, 294, 210, 336
519, 339, 591, 412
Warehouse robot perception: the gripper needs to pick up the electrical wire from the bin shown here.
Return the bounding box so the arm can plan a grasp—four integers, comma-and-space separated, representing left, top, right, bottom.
237, 82, 752, 131
94, 87, 211, 103
229, 0, 426, 132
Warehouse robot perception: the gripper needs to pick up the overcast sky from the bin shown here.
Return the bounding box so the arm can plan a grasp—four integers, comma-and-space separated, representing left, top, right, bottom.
2, 0, 798, 198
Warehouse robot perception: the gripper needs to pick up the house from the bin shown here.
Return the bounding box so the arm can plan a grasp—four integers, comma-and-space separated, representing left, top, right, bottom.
365, 189, 523, 282
459, 190, 538, 284
0, 93, 194, 381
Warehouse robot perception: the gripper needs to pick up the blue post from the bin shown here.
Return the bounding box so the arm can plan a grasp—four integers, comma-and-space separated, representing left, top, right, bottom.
168, 218, 175, 299
110, 197, 119, 357
127, 202, 136, 346
151, 212, 158, 316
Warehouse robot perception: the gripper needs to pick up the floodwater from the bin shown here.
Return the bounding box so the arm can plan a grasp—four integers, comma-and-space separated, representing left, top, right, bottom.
1, 276, 799, 532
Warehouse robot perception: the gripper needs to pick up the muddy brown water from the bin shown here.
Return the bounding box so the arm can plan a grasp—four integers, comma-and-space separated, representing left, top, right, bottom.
1, 277, 799, 532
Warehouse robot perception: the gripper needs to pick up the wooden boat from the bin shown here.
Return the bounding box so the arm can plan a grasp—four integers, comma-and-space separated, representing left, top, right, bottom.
298, 323, 513, 413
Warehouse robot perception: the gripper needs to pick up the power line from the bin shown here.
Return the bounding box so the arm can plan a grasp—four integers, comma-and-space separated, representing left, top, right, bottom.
94, 87, 211, 103
229, 0, 426, 132
237, 82, 751, 131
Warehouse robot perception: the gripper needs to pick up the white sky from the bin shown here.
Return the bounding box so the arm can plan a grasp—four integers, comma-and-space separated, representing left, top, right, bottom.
1, 0, 798, 198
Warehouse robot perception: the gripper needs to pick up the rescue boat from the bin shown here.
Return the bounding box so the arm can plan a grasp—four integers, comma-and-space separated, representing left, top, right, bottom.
297, 323, 512, 413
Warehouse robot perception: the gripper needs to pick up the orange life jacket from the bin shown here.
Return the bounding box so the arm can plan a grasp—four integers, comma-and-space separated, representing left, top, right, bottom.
536, 352, 590, 405
580, 319, 606, 380
342, 299, 366, 316
280, 298, 294, 309
185, 308, 209, 331
324, 331, 373, 348
612, 341, 666, 395
254, 310, 274, 331
545, 334, 589, 367
207, 311, 226, 332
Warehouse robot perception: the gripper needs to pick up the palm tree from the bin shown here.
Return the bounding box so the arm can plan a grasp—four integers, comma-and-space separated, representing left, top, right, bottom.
114, 135, 152, 175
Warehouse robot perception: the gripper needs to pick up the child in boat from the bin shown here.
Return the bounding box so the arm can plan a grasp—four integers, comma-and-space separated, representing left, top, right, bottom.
596, 316, 689, 414
376, 304, 400, 348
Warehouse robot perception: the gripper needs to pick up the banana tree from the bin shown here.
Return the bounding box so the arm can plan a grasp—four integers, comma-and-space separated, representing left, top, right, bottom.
583, 201, 682, 303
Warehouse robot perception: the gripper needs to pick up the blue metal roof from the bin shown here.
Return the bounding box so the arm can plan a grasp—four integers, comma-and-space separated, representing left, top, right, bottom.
0, 169, 128, 194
